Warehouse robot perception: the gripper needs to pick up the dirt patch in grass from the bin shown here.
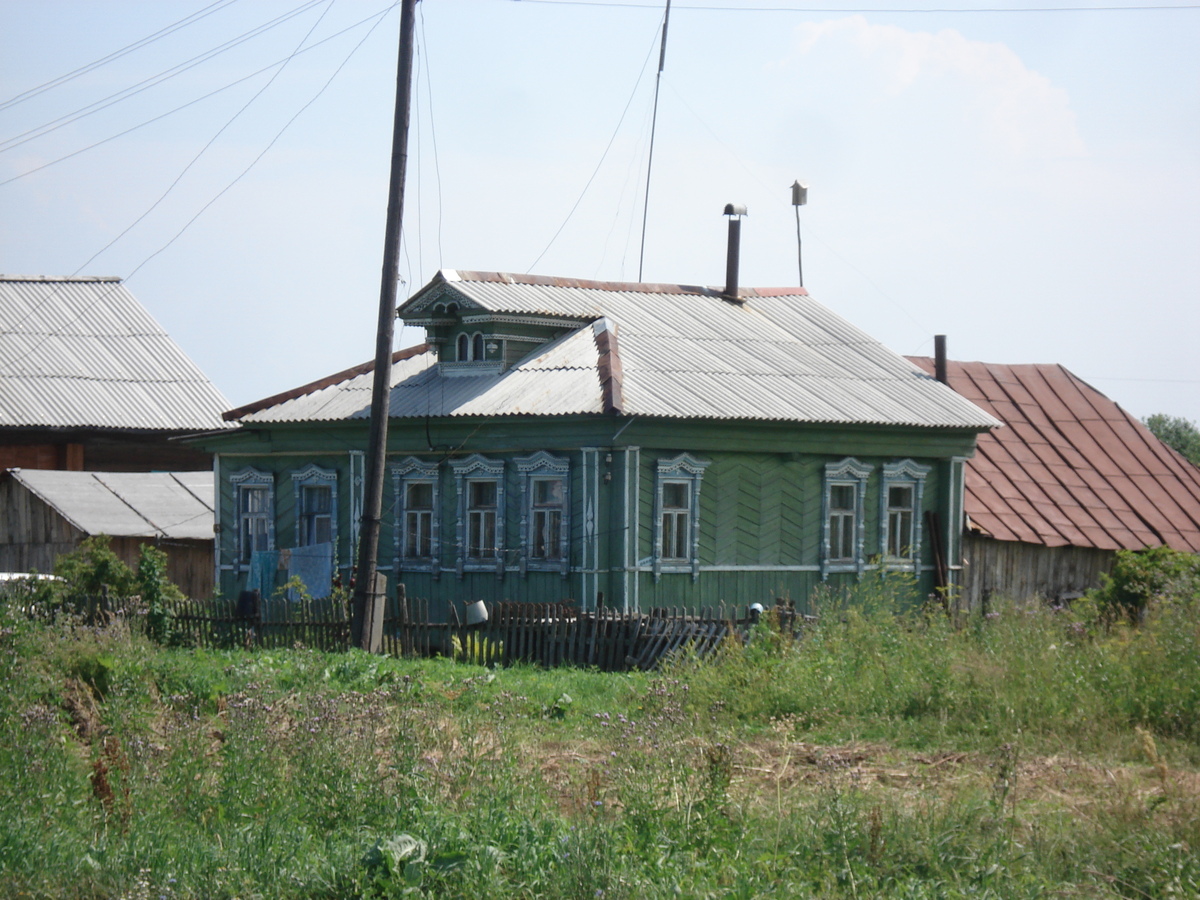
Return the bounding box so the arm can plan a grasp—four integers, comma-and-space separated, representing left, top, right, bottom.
526, 732, 1200, 825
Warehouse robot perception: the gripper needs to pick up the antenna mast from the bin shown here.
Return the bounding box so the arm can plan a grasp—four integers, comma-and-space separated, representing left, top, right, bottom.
637, 0, 670, 282
791, 180, 808, 287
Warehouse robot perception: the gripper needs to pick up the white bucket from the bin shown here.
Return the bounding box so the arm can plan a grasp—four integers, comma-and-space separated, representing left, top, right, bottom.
465, 600, 489, 626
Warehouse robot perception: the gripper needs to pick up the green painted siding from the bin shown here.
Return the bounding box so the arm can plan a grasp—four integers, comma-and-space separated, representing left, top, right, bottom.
206, 413, 976, 612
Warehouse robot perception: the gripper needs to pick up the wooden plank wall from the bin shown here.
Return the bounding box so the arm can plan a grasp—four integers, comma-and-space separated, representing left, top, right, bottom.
961, 534, 1114, 611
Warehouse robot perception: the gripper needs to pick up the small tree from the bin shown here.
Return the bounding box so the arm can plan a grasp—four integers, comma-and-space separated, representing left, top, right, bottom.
138, 544, 183, 643
1143, 413, 1200, 467
53, 535, 136, 604
1092, 546, 1200, 621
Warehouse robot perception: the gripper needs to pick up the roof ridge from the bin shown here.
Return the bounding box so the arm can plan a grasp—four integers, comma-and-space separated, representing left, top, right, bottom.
441, 269, 807, 298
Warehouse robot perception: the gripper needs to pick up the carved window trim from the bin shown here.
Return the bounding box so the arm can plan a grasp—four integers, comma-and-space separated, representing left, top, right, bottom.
392, 457, 440, 577
822, 458, 872, 578
653, 453, 710, 582
880, 459, 930, 571
291, 464, 337, 552
450, 454, 505, 579
230, 467, 274, 570
515, 451, 570, 577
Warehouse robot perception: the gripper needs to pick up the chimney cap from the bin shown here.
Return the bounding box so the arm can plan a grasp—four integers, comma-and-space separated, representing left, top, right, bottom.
723, 203, 747, 217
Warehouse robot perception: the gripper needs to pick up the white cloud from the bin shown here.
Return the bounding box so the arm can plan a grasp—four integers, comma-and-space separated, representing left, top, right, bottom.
782, 16, 1085, 161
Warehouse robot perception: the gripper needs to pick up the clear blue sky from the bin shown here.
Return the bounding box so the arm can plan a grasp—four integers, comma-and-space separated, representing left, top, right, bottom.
2, 0, 1198, 425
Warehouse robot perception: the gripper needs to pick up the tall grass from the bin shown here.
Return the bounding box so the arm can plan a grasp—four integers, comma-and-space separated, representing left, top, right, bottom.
1, 573, 1197, 899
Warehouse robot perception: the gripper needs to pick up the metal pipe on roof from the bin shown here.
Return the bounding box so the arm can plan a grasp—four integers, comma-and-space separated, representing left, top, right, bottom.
935, 334, 948, 384
723, 204, 747, 302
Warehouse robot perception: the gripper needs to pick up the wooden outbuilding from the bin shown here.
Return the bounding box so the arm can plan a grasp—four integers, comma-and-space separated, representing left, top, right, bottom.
0, 468, 215, 599
908, 357, 1200, 607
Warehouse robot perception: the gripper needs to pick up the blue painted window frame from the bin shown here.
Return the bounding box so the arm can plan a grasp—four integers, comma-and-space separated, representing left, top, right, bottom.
822, 458, 872, 578
653, 453, 710, 582
392, 457, 440, 577
292, 464, 337, 551
515, 451, 570, 577
230, 467, 274, 569
450, 454, 505, 579
880, 459, 930, 571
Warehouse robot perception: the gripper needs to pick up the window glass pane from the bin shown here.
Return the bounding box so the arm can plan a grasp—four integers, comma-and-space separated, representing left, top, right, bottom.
888, 485, 913, 510
472, 333, 485, 360
663, 481, 688, 510
313, 517, 332, 546
532, 509, 562, 559
469, 480, 496, 509
830, 484, 855, 511
469, 510, 496, 558
457, 334, 468, 361
533, 477, 563, 507
407, 481, 433, 509
303, 485, 331, 515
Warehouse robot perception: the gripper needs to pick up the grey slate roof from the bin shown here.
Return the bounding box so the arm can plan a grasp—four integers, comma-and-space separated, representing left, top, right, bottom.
7, 469, 214, 540
0, 276, 231, 431
233, 270, 999, 430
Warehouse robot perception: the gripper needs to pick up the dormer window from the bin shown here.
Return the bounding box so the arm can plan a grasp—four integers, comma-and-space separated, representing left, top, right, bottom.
454, 331, 488, 362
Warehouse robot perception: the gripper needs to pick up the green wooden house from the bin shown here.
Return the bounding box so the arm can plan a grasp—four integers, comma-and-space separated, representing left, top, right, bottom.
200, 269, 997, 615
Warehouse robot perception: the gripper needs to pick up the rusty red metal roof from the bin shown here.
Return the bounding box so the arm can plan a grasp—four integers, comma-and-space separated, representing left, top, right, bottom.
908, 357, 1200, 552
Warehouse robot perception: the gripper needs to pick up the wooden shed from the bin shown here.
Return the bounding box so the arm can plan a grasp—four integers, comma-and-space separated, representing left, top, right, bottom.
907, 358, 1200, 607
0, 468, 215, 599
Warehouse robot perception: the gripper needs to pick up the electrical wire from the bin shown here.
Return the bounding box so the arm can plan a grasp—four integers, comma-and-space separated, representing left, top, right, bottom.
0, 0, 238, 112
0, 5, 400, 187
0, 1, 329, 155
504, 0, 1200, 12
419, 3, 445, 272
526, 16, 663, 273
0, 5, 397, 379
68, 1, 339, 290
0, 1, 343, 352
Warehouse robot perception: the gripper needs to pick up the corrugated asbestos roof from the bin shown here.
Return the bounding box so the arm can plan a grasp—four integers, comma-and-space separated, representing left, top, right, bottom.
237, 271, 997, 431
0, 276, 232, 431
7, 468, 214, 540
908, 357, 1200, 553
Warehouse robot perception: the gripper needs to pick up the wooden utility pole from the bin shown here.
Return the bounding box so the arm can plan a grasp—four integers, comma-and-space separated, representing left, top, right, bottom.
352, 0, 418, 651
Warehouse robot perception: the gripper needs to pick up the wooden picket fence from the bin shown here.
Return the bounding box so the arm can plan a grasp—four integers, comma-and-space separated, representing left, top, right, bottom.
162, 594, 805, 671
167, 595, 350, 651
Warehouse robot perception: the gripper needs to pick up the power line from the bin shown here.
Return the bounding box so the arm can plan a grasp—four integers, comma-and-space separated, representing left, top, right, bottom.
0, 0, 238, 112
0, 6, 396, 379
0, 1, 329, 155
506, 0, 1200, 11
0, 5, 399, 187
526, 15, 662, 273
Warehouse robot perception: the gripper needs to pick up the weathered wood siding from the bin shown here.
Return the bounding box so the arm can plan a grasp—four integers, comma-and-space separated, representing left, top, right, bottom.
961, 534, 1113, 610
0, 476, 213, 597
